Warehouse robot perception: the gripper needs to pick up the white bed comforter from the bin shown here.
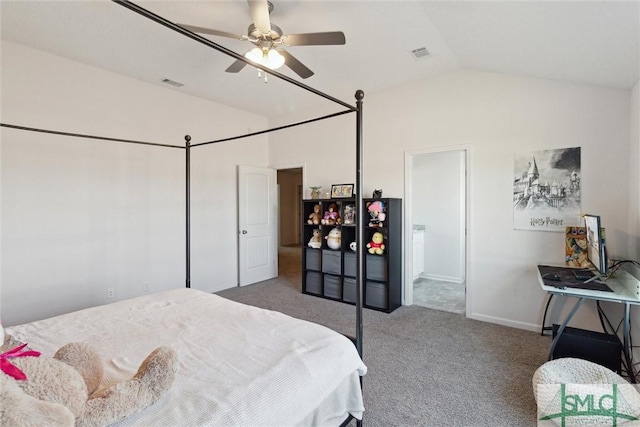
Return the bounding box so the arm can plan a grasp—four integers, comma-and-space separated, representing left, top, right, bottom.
7, 288, 366, 426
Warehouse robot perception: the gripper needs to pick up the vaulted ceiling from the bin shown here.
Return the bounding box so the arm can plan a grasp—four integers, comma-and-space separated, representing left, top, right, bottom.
2, 1, 639, 119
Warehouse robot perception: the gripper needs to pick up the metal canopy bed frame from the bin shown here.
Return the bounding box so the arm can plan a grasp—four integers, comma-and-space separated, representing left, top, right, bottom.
2, 0, 366, 424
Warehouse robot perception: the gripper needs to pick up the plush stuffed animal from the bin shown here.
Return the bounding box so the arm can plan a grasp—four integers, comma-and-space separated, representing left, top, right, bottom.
367, 201, 386, 227
325, 227, 341, 250
321, 203, 341, 225
0, 324, 178, 427
367, 232, 385, 255
307, 204, 322, 225
308, 229, 322, 248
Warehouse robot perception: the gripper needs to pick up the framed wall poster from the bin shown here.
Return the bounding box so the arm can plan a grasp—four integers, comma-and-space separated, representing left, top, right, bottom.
513, 147, 581, 232
331, 184, 354, 198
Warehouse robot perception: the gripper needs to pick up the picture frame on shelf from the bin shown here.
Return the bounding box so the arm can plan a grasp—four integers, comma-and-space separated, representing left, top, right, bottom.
331, 184, 354, 198
343, 204, 356, 225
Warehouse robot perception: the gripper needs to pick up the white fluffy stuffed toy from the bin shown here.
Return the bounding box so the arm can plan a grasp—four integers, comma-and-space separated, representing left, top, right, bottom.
0, 322, 178, 427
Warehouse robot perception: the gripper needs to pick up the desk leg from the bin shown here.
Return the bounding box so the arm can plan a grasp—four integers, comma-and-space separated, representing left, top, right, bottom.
623, 303, 636, 383
548, 297, 585, 361
541, 294, 554, 336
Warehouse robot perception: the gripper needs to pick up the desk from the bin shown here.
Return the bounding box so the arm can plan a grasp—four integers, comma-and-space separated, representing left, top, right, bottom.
538, 264, 640, 382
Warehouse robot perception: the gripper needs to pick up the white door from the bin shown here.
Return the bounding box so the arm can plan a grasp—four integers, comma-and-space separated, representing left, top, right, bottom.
238, 165, 277, 286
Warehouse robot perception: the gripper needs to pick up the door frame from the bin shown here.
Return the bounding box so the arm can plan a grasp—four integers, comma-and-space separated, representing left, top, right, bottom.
275, 164, 305, 246
271, 161, 306, 252
271, 162, 307, 195
403, 145, 471, 310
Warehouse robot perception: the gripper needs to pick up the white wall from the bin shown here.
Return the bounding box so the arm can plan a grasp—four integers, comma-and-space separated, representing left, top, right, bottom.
1, 41, 269, 326
270, 70, 634, 332
269, 112, 355, 198
412, 151, 463, 282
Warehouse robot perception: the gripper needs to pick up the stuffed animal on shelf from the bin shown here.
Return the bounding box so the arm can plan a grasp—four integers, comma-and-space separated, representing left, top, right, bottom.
308, 229, 322, 249
307, 204, 321, 225
325, 227, 341, 250
321, 203, 341, 225
367, 201, 386, 227
0, 324, 178, 427
343, 204, 355, 225
367, 232, 385, 255
309, 186, 322, 200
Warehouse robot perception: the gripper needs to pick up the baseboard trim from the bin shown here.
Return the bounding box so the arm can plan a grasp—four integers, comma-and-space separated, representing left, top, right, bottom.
419, 273, 465, 284
467, 312, 539, 332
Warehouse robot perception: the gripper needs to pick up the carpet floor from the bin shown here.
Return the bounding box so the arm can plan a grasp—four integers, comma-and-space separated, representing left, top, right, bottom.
217, 246, 549, 426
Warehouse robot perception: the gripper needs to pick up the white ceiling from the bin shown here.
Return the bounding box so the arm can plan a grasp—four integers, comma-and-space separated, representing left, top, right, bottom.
2, 1, 639, 119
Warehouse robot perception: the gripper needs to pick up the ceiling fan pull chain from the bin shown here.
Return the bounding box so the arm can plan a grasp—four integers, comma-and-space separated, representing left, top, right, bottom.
255, 68, 268, 84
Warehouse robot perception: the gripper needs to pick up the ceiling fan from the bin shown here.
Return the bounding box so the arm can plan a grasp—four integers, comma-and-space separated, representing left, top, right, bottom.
178, 0, 346, 79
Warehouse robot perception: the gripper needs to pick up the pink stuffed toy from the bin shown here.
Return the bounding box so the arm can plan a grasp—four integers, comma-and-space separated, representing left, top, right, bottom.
321, 203, 341, 225
367, 201, 386, 227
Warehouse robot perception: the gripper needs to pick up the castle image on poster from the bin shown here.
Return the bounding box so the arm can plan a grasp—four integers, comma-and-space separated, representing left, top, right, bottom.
513, 147, 581, 231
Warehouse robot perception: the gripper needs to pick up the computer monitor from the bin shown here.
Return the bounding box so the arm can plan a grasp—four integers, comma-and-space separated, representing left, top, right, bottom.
584, 214, 607, 275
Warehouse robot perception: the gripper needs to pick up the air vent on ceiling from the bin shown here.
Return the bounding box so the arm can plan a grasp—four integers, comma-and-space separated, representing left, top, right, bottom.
161, 78, 184, 88
409, 47, 430, 60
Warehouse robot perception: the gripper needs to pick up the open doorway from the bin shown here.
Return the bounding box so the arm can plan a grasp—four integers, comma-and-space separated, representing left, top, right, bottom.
405, 148, 467, 314
276, 167, 303, 284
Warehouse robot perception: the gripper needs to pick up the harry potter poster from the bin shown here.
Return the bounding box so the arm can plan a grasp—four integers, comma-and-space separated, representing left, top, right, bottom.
513, 147, 581, 232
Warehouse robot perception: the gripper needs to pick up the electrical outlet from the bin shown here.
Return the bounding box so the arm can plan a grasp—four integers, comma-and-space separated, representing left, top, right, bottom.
143, 282, 150, 293
107, 288, 114, 299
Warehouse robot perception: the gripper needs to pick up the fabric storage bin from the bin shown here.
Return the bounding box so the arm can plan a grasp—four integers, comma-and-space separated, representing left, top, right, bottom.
305, 271, 322, 295
365, 281, 387, 309
323, 274, 342, 299
305, 249, 321, 271
322, 250, 342, 275
366, 255, 387, 281
343, 277, 357, 303
344, 252, 356, 277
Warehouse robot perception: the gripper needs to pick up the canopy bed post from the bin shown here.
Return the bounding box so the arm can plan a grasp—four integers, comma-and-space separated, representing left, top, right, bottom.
355, 90, 364, 359
185, 135, 191, 288
355, 88, 365, 427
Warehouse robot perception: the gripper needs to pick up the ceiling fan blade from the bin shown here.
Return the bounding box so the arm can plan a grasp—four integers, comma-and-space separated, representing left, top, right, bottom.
248, 0, 271, 35
279, 50, 314, 79
178, 23, 245, 40
282, 32, 346, 46
226, 59, 248, 73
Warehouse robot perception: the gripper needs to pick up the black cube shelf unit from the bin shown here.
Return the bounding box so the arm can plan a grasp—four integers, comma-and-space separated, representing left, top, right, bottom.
301, 197, 402, 313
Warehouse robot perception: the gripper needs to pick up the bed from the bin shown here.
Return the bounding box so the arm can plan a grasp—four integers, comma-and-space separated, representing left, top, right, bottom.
5, 288, 366, 426
2, 0, 368, 425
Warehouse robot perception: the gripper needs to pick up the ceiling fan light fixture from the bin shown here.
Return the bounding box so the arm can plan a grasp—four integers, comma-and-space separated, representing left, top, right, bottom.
245, 47, 285, 70
266, 49, 285, 69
